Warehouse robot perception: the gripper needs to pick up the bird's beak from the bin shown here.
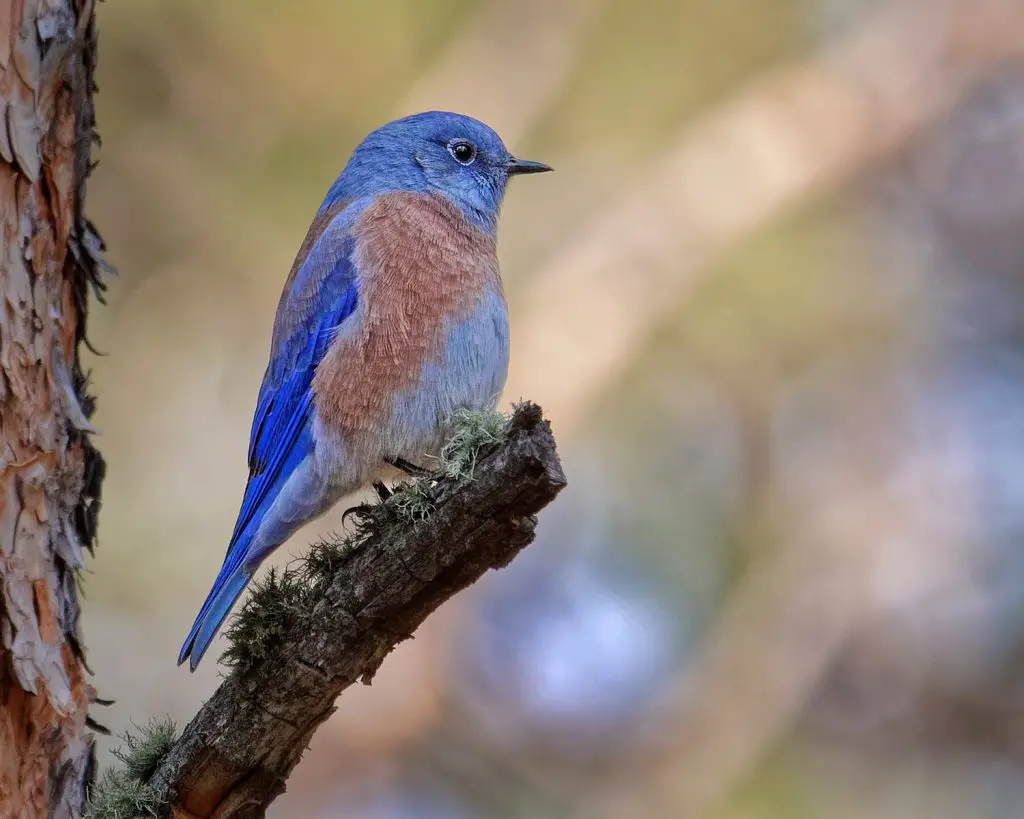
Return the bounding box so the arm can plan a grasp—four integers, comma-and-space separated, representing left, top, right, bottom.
505, 157, 554, 176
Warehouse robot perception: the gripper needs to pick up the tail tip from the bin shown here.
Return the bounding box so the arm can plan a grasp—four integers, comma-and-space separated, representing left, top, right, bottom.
177, 641, 194, 670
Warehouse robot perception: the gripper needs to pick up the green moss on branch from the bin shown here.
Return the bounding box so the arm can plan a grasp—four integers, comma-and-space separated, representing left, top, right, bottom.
85, 719, 177, 819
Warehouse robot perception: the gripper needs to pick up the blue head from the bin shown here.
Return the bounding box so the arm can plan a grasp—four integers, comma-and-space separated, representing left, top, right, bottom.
323, 111, 552, 232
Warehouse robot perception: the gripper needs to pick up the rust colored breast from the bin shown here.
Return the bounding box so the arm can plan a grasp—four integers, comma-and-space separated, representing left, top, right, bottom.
312, 192, 499, 433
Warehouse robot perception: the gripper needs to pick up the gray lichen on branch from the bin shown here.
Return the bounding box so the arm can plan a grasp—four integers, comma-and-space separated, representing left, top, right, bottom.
439, 406, 509, 479
85, 719, 178, 819
93, 402, 564, 819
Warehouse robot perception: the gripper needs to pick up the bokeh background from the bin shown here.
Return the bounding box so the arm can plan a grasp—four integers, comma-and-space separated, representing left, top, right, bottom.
83, 0, 1024, 816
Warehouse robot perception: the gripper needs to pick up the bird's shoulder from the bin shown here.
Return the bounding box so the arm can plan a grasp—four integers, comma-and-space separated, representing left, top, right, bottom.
269, 197, 361, 355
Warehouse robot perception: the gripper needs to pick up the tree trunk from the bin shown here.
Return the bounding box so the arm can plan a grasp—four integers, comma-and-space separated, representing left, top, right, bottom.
0, 0, 105, 816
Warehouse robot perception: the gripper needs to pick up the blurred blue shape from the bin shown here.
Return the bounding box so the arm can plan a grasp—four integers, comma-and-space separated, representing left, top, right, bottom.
452, 458, 691, 754
864, 69, 1024, 690
900, 343, 1024, 687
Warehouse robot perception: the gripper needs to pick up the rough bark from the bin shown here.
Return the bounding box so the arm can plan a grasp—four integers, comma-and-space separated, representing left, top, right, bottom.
146, 402, 565, 819
0, 0, 105, 816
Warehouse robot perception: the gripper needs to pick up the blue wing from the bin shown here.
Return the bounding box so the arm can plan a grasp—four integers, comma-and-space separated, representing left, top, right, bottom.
179, 204, 361, 669
233, 258, 357, 548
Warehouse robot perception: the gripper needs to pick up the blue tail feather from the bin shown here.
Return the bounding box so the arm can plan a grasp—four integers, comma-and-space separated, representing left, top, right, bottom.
180, 427, 316, 671
178, 557, 251, 671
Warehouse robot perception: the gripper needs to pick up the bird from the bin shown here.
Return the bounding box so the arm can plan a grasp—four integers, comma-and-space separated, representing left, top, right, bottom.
178, 111, 552, 670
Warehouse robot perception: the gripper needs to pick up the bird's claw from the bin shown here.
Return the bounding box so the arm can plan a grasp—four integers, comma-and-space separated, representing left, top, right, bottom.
342, 481, 393, 525
341, 504, 364, 525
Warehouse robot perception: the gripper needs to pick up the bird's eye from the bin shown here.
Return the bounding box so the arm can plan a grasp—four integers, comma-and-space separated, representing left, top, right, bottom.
448, 140, 476, 165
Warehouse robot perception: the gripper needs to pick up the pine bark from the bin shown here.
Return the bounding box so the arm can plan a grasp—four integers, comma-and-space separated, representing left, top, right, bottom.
0, 0, 105, 816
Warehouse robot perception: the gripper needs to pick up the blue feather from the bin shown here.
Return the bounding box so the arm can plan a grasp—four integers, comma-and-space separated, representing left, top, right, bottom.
179, 111, 547, 671
178, 218, 360, 670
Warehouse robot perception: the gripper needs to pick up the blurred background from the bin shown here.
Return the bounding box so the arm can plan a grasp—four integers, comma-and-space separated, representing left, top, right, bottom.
82, 0, 1024, 816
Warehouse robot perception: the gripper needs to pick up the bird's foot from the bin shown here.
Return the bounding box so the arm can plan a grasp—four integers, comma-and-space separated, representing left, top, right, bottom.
385, 457, 434, 479
342, 481, 395, 524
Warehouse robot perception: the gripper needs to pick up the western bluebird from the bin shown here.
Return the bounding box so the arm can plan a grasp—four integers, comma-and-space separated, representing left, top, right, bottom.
178, 112, 551, 670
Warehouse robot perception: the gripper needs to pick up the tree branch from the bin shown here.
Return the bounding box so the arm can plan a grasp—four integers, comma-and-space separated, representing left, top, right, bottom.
143, 402, 565, 819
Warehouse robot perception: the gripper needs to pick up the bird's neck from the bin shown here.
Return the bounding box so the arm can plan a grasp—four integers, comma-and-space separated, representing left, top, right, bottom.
321, 176, 501, 243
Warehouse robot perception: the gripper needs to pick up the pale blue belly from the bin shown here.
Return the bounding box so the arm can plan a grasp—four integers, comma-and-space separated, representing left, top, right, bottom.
386, 284, 510, 463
